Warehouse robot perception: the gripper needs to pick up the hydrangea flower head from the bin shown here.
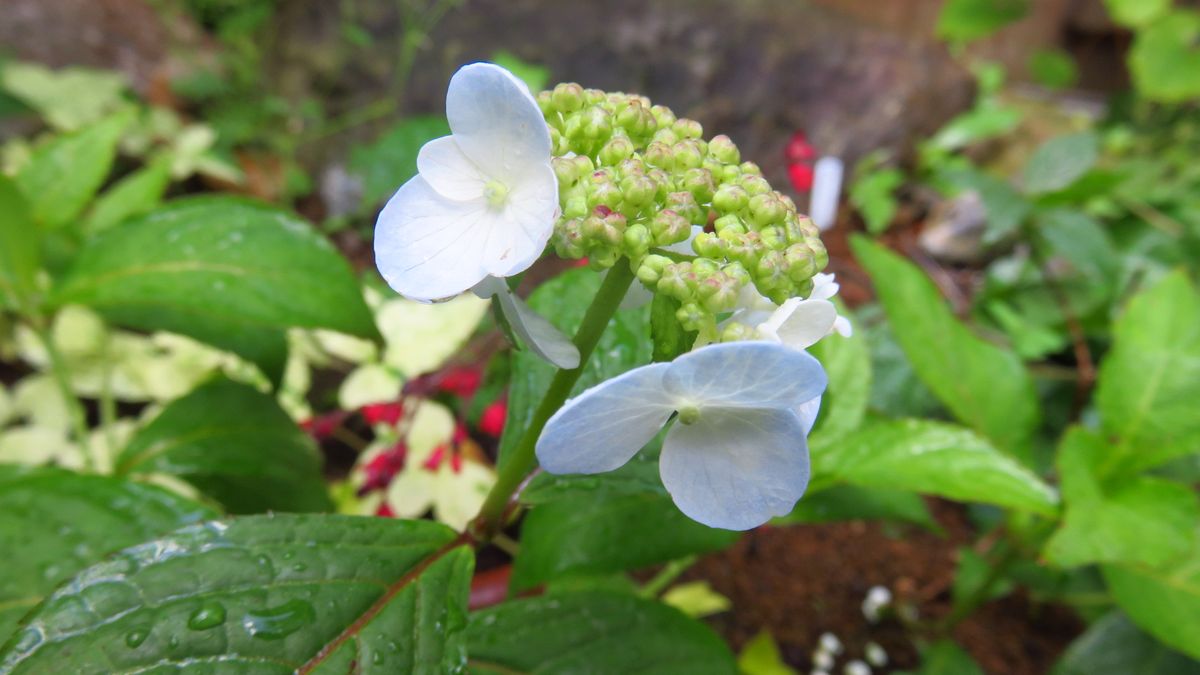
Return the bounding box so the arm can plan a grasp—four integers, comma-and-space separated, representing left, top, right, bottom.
374, 62, 558, 302
536, 341, 827, 530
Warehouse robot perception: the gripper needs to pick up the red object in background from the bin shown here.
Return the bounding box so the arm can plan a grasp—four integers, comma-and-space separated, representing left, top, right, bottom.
422, 445, 447, 471
784, 131, 818, 192
362, 401, 404, 426
375, 502, 395, 518
788, 163, 815, 192
469, 565, 513, 610
300, 410, 349, 441
359, 443, 406, 495
479, 399, 507, 438
438, 366, 482, 399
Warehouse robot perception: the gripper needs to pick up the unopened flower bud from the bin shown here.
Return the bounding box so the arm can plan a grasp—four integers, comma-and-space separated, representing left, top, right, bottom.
700, 275, 739, 313
739, 161, 763, 176
755, 250, 788, 286
713, 184, 749, 213
537, 90, 555, 115
673, 118, 703, 139
806, 236, 829, 270
676, 302, 706, 330
708, 134, 741, 165
651, 105, 677, 129
615, 100, 653, 136
672, 140, 705, 171
652, 128, 679, 145
681, 167, 715, 203
553, 156, 581, 186
665, 191, 703, 224
644, 141, 673, 168
760, 225, 787, 250
714, 213, 747, 236
620, 174, 656, 211
721, 321, 754, 342
693, 231, 726, 258
638, 254, 671, 283
599, 135, 634, 166
651, 209, 690, 246
551, 82, 585, 112
749, 192, 785, 227
691, 258, 720, 279
658, 262, 693, 300
741, 174, 771, 196
723, 261, 751, 285
623, 223, 652, 258
786, 244, 817, 281
589, 180, 623, 211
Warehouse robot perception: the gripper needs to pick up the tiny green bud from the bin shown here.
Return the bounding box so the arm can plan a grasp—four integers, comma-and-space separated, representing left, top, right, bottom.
749, 192, 785, 227
681, 167, 715, 204
553, 156, 580, 185
599, 135, 634, 166
675, 302, 706, 331
755, 250, 788, 287
623, 223, 652, 258
650, 209, 690, 246
589, 181, 623, 211
713, 183, 749, 213
760, 225, 787, 251
644, 141, 673, 168
722, 261, 752, 285
678, 405, 701, 425
537, 90, 555, 115
741, 174, 771, 196
563, 191, 589, 219
672, 140, 705, 171
551, 82, 585, 112
693, 231, 726, 258
658, 262, 693, 300
721, 321, 754, 342
714, 213, 747, 236
806, 236, 829, 270
579, 106, 612, 139
584, 88, 607, 105
652, 127, 679, 145
708, 134, 741, 165
692, 258, 720, 279
665, 191, 703, 224
572, 154, 596, 176
673, 118, 703, 139
785, 243, 817, 281
620, 174, 657, 210
739, 161, 762, 176
651, 104, 677, 129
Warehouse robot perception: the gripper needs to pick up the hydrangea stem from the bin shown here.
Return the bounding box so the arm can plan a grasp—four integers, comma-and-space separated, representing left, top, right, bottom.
472, 261, 636, 539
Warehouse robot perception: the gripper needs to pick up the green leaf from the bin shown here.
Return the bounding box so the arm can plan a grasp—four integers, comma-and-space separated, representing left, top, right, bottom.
1129, 10, 1200, 102
115, 377, 333, 513
52, 197, 378, 381
903, 640, 984, 675
737, 631, 797, 675
811, 419, 1058, 515
940, 168, 1031, 244
1103, 0, 1171, 28
0, 62, 127, 131
936, 0, 1028, 44
1103, 546, 1200, 660
807, 308, 871, 443
465, 591, 736, 674
84, 158, 172, 235
0, 177, 39, 310
511, 484, 738, 592
1095, 271, 1200, 474
1044, 428, 1198, 569
1022, 132, 1100, 195
952, 547, 1014, 613
499, 268, 650, 470
15, 110, 132, 230
350, 116, 451, 206
1054, 611, 1200, 675
1029, 49, 1079, 90
489, 51, 550, 93
775, 485, 939, 532
850, 164, 903, 235
0, 514, 474, 674
0, 466, 216, 643
851, 237, 1039, 458
651, 293, 697, 362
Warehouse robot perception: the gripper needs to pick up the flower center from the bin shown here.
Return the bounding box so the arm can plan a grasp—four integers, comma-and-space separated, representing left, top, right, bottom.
677, 405, 701, 425
483, 180, 509, 209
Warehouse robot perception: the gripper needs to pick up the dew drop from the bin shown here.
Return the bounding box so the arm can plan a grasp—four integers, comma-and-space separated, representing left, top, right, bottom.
124, 628, 149, 649
187, 601, 227, 631
291, 563, 307, 572
242, 599, 315, 640
168, 635, 180, 648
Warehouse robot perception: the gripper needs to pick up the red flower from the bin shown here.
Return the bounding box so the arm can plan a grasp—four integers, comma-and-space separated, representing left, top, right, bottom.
362, 401, 404, 426
787, 163, 815, 192
438, 366, 482, 399
375, 502, 395, 518
299, 410, 348, 441
422, 445, 448, 472
784, 131, 817, 164
479, 399, 507, 438
359, 443, 406, 494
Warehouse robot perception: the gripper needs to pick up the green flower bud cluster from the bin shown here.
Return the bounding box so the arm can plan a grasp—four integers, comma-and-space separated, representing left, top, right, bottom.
539, 83, 828, 334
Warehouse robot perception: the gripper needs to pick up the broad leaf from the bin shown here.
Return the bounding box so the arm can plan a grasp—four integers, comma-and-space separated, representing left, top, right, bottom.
940, 167, 1031, 244
115, 377, 333, 513
0, 466, 216, 642
52, 197, 379, 381
807, 309, 871, 443
1103, 0, 1171, 28
1095, 271, 1200, 474
465, 591, 736, 674
0, 62, 127, 131
1044, 428, 1198, 569
1129, 10, 1200, 103
512, 479, 738, 592
15, 110, 131, 230
851, 237, 1038, 458
1103, 547, 1200, 660
499, 268, 650, 470
776, 485, 939, 532
1054, 611, 1200, 675
84, 158, 172, 234
904, 640, 984, 675
0, 177, 38, 310
0, 514, 474, 674
811, 419, 1057, 515
1022, 132, 1099, 195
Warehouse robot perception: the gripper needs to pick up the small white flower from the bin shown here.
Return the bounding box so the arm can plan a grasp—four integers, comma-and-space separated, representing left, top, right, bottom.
819, 632, 844, 655
535, 341, 827, 530
734, 273, 851, 351
843, 659, 871, 675
374, 62, 559, 302
813, 650, 835, 670
864, 642, 888, 668
861, 585, 893, 623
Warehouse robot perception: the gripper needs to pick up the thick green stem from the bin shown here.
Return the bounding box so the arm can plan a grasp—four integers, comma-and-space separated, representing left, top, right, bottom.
472, 262, 636, 539
638, 555, 697, 598
31, 321, 93, 471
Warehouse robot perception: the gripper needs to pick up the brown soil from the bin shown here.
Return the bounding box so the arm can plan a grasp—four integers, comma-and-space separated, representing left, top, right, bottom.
686, 501, 1083, 674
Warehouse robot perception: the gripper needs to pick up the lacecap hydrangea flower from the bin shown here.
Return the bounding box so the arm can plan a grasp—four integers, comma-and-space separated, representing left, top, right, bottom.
374, 62, 578, 368
536, 342, 827, 530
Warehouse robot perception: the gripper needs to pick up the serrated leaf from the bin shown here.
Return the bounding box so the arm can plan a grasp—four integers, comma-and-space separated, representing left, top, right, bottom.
1022, 132, 1100, 195
1103, 547, 1200, 660
851, 237, 1038, 459
811, 419, 1058, 515
15, 110, 131, 230
498, 268, 650, 470
0, 514, 474, 674
650, 293, 696, 362
52, 197, 379, 381
0, 466, 216, 643
1044, 427, 1198, 569
115, 377, 333, 513
1095, 271, 1200, 474
465, 591, 736, 674
0, 176, 38, 310
1054, 611, 1200, 675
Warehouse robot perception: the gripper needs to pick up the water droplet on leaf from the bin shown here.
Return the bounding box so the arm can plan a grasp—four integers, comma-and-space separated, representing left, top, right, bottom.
242, 599, 315, 640
187, 601, 227, 630
125, 628, 149, 648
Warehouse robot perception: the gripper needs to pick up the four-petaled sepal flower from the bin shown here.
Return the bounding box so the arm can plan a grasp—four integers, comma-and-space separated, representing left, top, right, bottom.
473, 276, 580, 369
374, 62, 559, 302
535, 342, 828, 530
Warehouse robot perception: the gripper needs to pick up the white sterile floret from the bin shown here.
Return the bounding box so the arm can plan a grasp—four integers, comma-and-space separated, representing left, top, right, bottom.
374, 62, 559, 302
535, 341, 827, 530
473, 277, 579, 369
737, 273, 851, 350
